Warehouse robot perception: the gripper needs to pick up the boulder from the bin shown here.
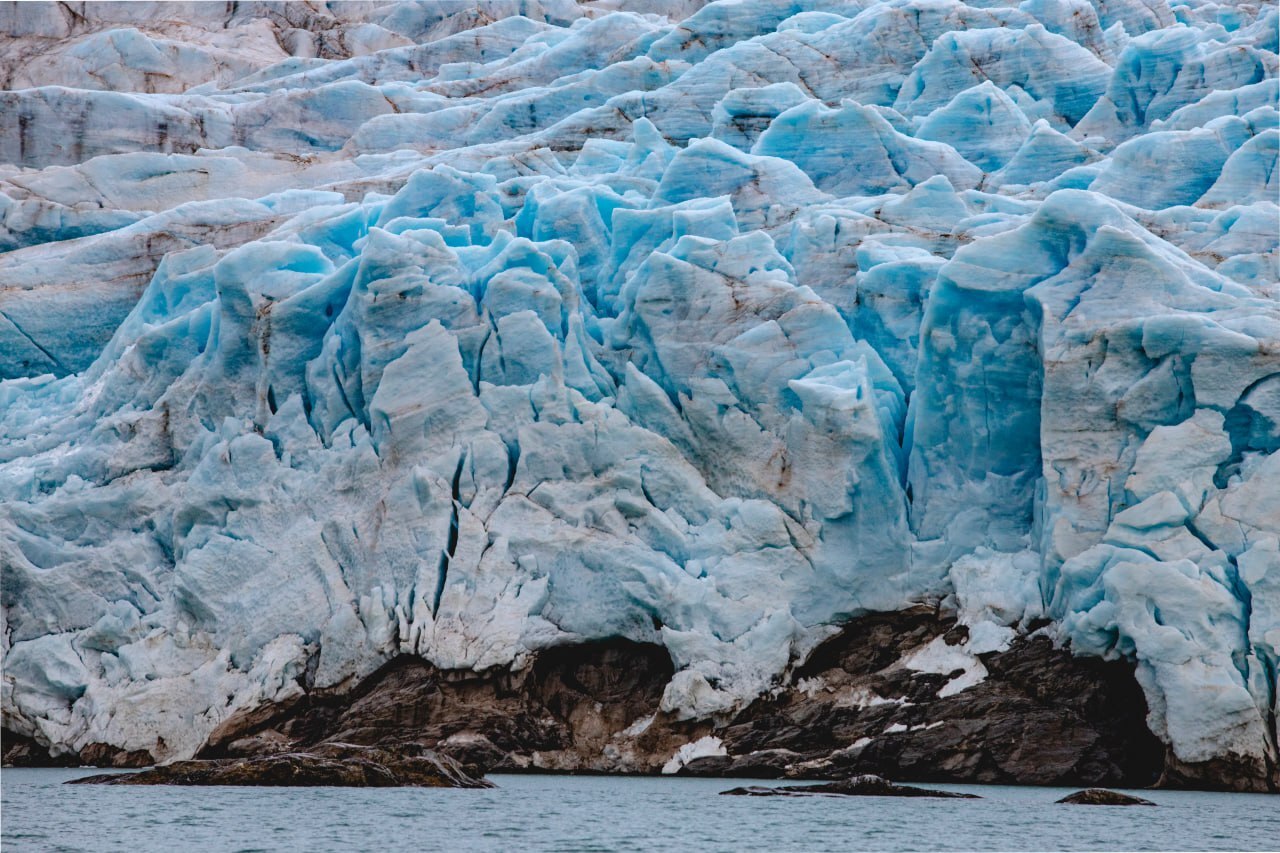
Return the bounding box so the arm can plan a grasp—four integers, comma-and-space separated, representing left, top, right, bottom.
721, 774, 980, 798
67, 743, 493, 788
1057, 789, 1156, 806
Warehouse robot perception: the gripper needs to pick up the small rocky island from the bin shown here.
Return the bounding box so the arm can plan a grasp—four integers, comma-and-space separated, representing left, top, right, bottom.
67, 743, 492, 789
721, 775, 980, 798
1056, 789, 1156, 806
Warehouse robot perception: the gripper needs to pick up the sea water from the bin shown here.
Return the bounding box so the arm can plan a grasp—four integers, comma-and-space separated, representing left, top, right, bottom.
2, 769, 1276, 852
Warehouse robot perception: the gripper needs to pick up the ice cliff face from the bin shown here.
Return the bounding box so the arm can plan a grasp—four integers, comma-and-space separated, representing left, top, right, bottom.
1, 0, 1277, 786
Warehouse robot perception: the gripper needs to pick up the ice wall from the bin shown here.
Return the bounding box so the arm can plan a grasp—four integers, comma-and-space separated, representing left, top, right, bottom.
1, 0, 1277, 780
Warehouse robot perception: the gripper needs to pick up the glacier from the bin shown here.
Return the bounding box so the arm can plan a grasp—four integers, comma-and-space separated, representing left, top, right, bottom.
0, 0, 1277, 789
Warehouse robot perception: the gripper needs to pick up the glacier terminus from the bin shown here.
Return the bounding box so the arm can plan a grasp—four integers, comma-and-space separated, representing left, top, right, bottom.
0, 0, 1277, 792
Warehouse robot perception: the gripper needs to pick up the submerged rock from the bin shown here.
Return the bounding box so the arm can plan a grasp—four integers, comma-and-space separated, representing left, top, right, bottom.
67, 743, 492, 788
721, 775, 980, 798
1056, 789, 1156, 806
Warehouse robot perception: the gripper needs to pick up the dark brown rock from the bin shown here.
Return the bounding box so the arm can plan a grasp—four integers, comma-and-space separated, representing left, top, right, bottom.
67, 743, 492, 788
2, 729, 77, 768
435, 733, 508, 777
223, 729, 292, 757
1056, 789, 1156, 806
206, 695, 303, 754
77, 742, 154, 768
173, 611, 1229, 789
721, 774, 980, 798
680, 749, 804, 778
678, 755, 735, 776
1156, 749, 1277, 794
198, 639, 698, 775
725, 608, 1164, 788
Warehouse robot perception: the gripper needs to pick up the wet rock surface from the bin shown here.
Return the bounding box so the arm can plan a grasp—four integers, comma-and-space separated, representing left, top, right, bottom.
168, 609, 1168, 787
721, 774, 980, 798
710, 607, 1165, 788
1056, 789, 1157, 806
12, 610, 1185, 787
199, 639, 693, 776
1, 732, 159, 770
1155, 751, 1277, 795
2, 730, 77, 768
67, 743, 492, 788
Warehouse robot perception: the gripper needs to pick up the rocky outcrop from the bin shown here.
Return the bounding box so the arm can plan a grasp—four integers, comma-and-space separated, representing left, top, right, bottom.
721, 775, 980, 798
1155, 751, 1278, 795
2, 730, 76, 767
15, 609, 1174, 789
701, 607, 1166, 788
199, 639, 692, 776
1056, 789, 1156, 806
67, 742, 492, 788
1, 730, 161, 769
22, 607, 1273, 791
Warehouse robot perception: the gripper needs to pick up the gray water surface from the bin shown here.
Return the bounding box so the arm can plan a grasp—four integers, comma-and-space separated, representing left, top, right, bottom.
2, 769, 1276, 852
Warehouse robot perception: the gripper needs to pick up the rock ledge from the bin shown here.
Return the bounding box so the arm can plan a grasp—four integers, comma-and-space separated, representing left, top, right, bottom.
721, 774, 980, 799
1056, 789, 1156, 806
67, 743, 492, 788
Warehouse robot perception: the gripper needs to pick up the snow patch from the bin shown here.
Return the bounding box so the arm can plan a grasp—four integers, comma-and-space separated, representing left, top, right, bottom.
903, 636, 990, 699
661, 736, 727, 775
621, 714, 655, 738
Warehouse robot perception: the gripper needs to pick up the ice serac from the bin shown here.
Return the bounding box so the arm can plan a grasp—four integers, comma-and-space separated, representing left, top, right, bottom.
1, 0, 1277, 791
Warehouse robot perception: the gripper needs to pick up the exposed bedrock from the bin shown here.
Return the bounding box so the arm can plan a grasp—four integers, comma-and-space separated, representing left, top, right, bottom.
720, 775, 982, 798
10, 610, 1197, 789
68, 742, 494, 788
1055, 788, 1156, 806
196, 638, 683, 774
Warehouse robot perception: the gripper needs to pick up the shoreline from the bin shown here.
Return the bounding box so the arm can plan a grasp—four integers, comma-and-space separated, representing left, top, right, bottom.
7, 608, 1272, 793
